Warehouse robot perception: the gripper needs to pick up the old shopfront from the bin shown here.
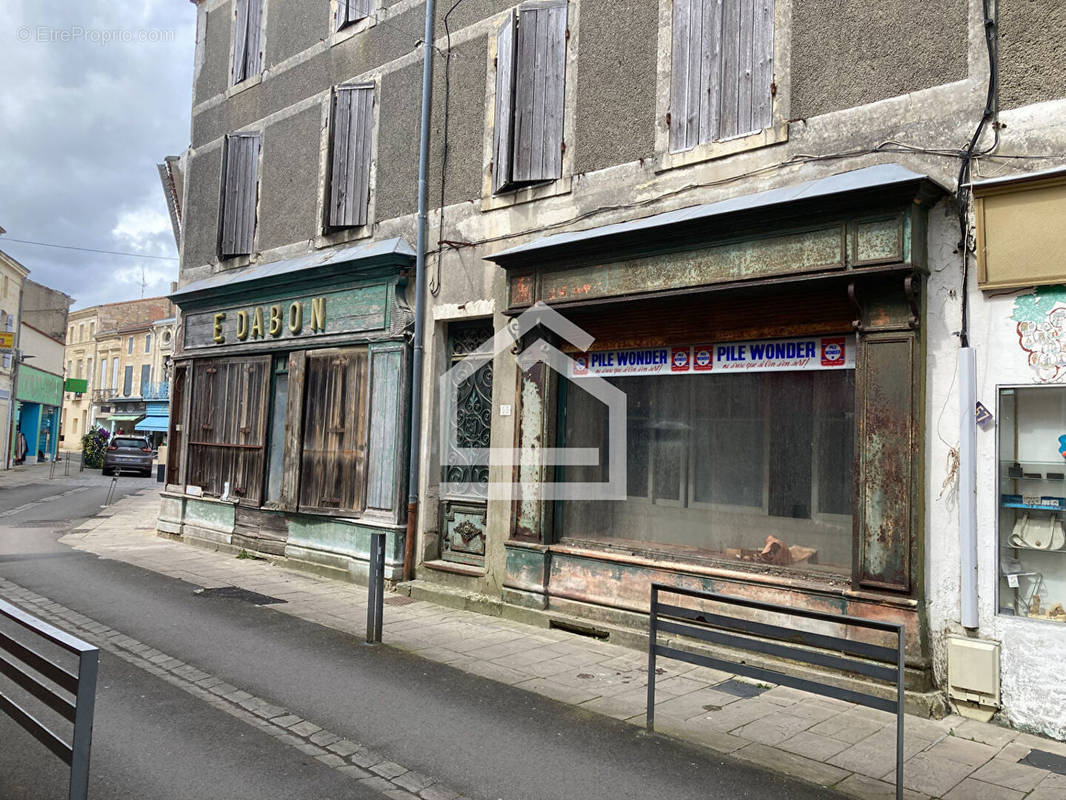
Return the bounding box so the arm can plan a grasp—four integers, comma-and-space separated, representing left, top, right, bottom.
486, 165, 944, 692
159, 239, 413, 581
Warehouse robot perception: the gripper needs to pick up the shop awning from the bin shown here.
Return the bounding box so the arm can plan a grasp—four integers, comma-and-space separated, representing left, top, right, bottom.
486, 164, 945, 267
135, 415, 169, 433
109, 414, 143, 423
171, 237, 415, 305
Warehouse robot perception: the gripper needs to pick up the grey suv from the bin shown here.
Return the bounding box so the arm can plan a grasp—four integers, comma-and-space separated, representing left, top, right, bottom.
102, 436, 153, 477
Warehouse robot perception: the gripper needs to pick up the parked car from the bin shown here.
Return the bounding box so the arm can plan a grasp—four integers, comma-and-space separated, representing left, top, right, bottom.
102, 436, 154, 477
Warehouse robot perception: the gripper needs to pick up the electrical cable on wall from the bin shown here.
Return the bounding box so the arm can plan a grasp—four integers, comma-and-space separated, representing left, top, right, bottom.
955, 0, 1000, 348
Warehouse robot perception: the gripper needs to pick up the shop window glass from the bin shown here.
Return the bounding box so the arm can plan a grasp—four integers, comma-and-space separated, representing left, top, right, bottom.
186, 357, 270, 505
264, 358, 288, 505
998, 385, 1066, 624
298, 348, 369, 514
559, 368, 854, 575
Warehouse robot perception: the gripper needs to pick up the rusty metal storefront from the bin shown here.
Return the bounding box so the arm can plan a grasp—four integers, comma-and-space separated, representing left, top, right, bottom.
486, 165, 945, 692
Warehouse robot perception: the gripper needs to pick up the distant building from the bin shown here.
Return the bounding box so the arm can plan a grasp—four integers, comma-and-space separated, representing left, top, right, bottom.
60, 296, 173, 445
0, 250, 29, 465
17, 321, 65, 463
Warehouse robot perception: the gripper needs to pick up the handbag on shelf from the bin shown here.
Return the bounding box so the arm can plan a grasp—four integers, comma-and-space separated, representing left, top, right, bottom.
1010, 515, 1066, 550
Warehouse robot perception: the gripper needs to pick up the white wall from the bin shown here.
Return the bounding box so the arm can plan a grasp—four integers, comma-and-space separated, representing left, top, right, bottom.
926, 100, 1066, 741
20, 323, 65, 376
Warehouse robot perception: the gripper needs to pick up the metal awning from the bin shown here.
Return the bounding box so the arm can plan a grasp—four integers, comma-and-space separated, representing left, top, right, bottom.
171, 237, 415, 305
487, 164, 944, 266
134, 415, 169, 433
109, 414, 143, 423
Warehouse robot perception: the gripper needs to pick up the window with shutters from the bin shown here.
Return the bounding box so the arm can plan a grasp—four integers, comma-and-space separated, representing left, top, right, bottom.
231, 0, 263, 85
123, 366, 133, 397
327, 84, 375, 230
657, 0, 785, 169
491, 1, 568, 195
219, 132, 261, 258
186, 357, 271, 505
299, 348, 370, 514
335, 0, 371, 31
140, 364, 151, 396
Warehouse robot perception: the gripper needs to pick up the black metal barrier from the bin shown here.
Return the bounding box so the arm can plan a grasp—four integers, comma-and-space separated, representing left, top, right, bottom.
0, 597, 99, 800
647, 584, 906, 800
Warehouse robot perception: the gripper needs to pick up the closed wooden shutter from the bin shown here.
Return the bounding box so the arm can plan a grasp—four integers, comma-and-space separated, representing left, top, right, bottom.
187, 357, 270, 505
512, 0, 567, 183
670, 0, 773, 152
299, 349, 370, 514
220, 132, 260, 257
336, 0, 371, 30
231, 0, 263, 84
492, 11, 517, 193
329, 84, 374, 228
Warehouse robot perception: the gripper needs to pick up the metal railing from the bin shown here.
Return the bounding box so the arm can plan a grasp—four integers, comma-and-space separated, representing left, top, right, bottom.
0, 597, 99, 800
647, 584, 906, 800
142, 381, 170, 400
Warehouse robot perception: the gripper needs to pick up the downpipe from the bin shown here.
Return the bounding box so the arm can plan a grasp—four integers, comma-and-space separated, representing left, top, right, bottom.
959, 347, 978, 629
403, 0, 437, 582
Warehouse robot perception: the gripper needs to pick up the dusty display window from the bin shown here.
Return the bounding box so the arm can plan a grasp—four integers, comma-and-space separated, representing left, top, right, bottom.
557, 338, 855, 575
998, 385, 1066, 624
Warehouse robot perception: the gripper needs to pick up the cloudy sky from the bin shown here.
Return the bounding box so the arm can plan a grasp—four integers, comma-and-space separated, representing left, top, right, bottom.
0, 0, 195, 310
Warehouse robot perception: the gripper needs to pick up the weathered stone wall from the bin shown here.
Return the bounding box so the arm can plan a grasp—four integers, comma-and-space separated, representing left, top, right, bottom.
258, 106, 323, 252
998, 0, 1066, 110
790, 0, 969, 119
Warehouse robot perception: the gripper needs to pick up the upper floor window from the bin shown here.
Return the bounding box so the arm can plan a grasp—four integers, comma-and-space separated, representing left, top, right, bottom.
335, 0, 370, 31
669, 0, 774, 153
492, 1, 567, 194
69, 325, 74, 343
231, 0, 264, 86
90, 321, 95, 338
220, 132, 262, 258
145, 333, 152, 353
79, 323, 85, 341
127, 336, 133, 354
328, 84, 374, 229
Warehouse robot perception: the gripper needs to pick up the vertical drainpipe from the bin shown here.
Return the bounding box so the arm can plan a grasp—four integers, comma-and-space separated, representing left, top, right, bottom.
959, 347, 979, 629
404, 0, 436, 581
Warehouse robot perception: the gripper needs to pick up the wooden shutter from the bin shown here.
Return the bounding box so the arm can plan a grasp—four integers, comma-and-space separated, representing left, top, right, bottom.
231, 0, 263, 84
329, 84, 374, 228
336, 0, 371, 30
220, 132, 260, 257
670, 0, 773, 151
299, 349, 369, 514
492, 11, 517, 193
187, 358, 270, 504
512, 0, 567, 183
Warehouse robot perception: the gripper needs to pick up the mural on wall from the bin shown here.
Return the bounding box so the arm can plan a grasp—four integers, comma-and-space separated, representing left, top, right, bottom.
1013, 286, 1066, 381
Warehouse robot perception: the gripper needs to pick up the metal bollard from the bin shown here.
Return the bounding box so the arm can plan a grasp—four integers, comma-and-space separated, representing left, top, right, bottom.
366, 532, 385, 643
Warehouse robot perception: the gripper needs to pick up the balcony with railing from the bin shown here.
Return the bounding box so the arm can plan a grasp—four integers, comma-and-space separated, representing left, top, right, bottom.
143, 381, 170, 400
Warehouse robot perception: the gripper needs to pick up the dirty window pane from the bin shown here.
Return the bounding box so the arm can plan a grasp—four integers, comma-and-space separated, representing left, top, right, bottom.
559, 369, 855, 576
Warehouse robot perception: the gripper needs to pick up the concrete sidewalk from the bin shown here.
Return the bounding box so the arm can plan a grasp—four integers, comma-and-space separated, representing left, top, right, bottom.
54, 489, 1066, 800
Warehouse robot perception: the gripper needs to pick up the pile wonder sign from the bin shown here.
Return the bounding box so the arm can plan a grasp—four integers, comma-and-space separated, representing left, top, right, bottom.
569, 336, 855, 378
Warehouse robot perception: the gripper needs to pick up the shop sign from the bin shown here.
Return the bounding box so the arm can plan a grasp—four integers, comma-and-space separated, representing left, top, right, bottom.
16, 365, 64, 406
183, 284, 388, 350
0, 331, 14, 350
569, 335, 855, 378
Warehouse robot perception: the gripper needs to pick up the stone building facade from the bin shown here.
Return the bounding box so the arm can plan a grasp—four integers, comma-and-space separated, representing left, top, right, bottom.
171, 0, 1066, 737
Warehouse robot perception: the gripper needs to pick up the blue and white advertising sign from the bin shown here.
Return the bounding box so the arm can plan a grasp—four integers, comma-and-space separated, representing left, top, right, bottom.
569, 335, 855, 378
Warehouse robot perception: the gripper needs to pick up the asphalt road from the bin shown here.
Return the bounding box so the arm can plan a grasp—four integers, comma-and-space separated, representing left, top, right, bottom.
0, 471, 840, 800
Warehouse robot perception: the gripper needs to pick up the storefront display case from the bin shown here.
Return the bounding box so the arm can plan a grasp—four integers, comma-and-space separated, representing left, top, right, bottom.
998, 385, 1066, 623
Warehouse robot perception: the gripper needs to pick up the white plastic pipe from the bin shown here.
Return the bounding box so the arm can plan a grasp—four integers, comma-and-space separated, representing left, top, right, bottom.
959, 347, 979, 629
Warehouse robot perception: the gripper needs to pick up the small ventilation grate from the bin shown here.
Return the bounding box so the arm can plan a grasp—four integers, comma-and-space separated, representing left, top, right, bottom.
193, 586, 287, 605
549, 619, 609, 640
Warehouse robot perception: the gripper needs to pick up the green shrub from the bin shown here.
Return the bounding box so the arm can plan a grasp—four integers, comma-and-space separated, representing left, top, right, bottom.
81, 428, 111, 469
